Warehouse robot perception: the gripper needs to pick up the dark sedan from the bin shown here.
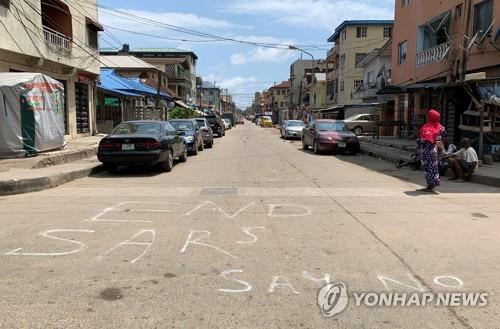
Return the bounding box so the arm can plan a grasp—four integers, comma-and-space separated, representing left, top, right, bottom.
302, 120, 360, 154
97, 121, 187, 173
169, 119, 204, 155
195, 118, 214, 148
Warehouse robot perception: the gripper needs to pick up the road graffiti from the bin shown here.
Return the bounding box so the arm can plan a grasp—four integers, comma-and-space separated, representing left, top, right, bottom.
97, 229, 156, 264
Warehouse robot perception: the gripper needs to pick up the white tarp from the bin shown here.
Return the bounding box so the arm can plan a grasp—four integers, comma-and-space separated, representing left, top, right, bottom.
0, 73, 65, 158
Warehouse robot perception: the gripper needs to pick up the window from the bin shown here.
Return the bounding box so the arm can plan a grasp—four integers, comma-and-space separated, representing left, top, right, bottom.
354, 80, 363, 89
341, 30, 347, 41
280, 102, 284, 107
383, 27, 393, 38
398, 41, 408, 65
356, 27, 367, 38
455, 3, 463, 18
340, 54, 346, 70
402, 0, 410, 7
340, 80, 345, 91
474, 0, 493, 36
0, 0, 10, 9
367, 71, 375, 85
85, 19, 101, 49
355, 53, 367, 65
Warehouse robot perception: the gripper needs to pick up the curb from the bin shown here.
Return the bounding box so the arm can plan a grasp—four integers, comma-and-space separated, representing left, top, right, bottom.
0, 164, 105, 196
32, 147, 98, 169
360, 143, 500, 189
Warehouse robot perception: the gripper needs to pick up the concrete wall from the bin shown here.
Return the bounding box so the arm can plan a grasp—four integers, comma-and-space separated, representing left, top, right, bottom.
392, 0, 500, 85
336, 25, 392, 105
0, 0, 101, 138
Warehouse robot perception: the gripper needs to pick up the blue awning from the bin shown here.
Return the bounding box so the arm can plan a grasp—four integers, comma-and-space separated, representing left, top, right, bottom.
97, 86, 142, 97
99, 69, 173, 101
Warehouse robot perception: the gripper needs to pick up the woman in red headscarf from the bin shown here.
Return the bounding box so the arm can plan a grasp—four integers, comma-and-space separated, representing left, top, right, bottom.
418, 109, 446, 192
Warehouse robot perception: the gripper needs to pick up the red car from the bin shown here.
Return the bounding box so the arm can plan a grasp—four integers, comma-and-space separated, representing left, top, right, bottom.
301, 120, 360, 154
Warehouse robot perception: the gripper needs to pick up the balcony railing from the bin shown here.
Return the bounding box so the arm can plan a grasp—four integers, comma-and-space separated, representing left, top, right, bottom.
43, 26, 71, 49
416, 42, 450, 67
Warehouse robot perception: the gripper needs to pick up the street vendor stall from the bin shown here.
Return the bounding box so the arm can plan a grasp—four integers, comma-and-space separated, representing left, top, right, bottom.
0, 73, 65, 158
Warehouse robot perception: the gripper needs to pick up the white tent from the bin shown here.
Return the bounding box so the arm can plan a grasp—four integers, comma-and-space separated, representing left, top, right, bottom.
0, 73, 65, 158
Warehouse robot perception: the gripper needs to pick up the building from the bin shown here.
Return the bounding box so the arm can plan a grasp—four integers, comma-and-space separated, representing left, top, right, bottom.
308, 73, 328, 116
269, 81, 290, 123
101, 46, 198, 104
197, 81, 222, 112
0, 0, 103, 137
289, 59, 330, 119
326, 20, 394, 107
389, 0, 500, 151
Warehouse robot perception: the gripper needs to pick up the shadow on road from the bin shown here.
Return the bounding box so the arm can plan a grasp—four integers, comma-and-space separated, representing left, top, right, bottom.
290, 140, 498, 194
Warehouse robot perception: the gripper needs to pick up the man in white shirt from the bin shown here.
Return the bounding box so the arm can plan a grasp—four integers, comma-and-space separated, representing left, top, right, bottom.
447, 138, 479, 181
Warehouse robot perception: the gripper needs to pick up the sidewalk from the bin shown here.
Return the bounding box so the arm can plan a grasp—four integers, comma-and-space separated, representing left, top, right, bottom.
0, 136, 104, 196
359, 136, 500, 189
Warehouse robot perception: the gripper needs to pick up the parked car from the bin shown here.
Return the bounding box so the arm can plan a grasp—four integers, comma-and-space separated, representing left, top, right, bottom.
205, 114, 225, 137
97, 121, 187, 173
343, 113, 376, 136
281, 120, 305, 139
302, 120, 360, 154
223, 118, 232, 130
222, 113, 236, 127
236, 118, 245, 125
169, 119, 204, 155
195, 118, 214, 148
260, 116, 273, 128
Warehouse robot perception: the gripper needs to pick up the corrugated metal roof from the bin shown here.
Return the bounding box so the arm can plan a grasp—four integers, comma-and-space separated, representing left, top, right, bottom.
100, 55, 157, 69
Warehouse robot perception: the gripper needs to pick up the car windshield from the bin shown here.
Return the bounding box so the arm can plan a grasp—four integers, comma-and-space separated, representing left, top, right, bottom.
287, 121, 305, 127
205, 116, 217, 124
316, 122, 349, 131
112, 122, 162, 135
170, 121, 195, 131
196, 120, 207, 127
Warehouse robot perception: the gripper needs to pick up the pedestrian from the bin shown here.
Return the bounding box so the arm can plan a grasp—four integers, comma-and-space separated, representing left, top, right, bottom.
447, 138, 478, 181
418, 109, 446, 192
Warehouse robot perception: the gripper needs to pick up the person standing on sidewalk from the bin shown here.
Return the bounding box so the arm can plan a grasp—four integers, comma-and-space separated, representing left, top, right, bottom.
418, 109, 446, 192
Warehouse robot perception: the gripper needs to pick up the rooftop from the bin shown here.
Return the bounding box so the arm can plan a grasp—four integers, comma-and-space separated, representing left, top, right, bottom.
327, 20, 394, 42
101, 46, 198, 59
100, 55, 158, 69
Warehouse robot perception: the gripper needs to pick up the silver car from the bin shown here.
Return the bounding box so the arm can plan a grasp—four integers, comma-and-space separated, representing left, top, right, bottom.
281, 120, 305, 139
343, 114, 376, 136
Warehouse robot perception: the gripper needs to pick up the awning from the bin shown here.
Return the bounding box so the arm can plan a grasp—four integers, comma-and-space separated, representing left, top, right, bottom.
97, 86, 141, 98
99, 69, 173, 101
406, 82, 447, 90
377, 85, 408, 95
174, 100, 190, 109
85, 17, 104, 32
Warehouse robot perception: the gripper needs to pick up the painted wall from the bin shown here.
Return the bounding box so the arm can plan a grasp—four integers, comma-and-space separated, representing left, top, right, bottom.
392, 0, 500, 85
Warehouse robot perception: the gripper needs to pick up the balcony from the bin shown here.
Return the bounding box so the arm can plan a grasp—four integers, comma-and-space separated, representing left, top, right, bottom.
416, 42, 450, 67
43, 26, 71, 49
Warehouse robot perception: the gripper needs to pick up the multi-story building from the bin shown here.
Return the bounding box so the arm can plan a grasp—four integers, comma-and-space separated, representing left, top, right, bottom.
326, 20, 394, 107
101, 46, 198, 104
307, 73, 328, 115
253, 92, 262, 115
197, 81, 221, 112
289, 59, 329, 120
0, 0, 103, 137
269, 81, 290, 123
390, 0, 500, 148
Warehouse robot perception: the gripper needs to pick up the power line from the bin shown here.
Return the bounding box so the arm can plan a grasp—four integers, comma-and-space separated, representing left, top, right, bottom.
77, 0, 330, 51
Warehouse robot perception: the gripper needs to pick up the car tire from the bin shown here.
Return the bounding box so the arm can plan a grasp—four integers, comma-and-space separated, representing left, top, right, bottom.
207, 139, 214, 148
159, 150, 173, 172
179, 146, 188, 163
353, 126, 363, 136
192, 145, 198, 156
302, 139, 308, 150
104, 163, 119, 173
313, 140, 320, 154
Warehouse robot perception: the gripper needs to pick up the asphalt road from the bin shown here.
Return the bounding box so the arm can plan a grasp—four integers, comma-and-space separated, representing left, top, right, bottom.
1, 122, 499, 329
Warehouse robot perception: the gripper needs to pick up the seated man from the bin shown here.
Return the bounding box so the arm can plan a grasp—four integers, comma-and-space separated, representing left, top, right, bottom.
447, 138, 478, 181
